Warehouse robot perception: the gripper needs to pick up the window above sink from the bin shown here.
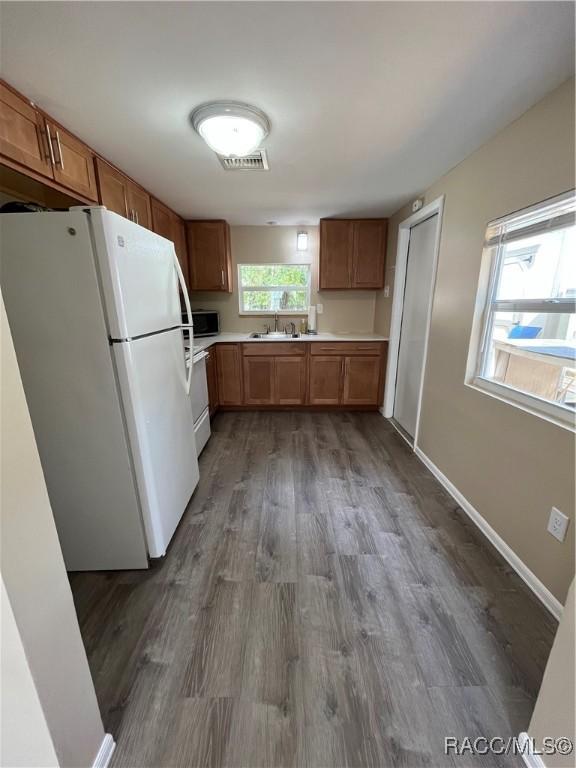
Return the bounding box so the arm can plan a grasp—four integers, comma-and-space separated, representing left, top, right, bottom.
238, 263, 310, 315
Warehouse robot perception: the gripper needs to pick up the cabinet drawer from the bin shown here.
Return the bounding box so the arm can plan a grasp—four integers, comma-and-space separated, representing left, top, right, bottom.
310, 342, 383, 356
242, 342, 306, 356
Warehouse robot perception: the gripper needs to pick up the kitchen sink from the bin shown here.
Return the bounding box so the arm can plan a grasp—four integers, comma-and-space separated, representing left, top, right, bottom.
249, 332, 300, 339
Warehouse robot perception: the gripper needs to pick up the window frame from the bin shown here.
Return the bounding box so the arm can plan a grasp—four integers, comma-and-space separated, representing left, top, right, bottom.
466, 190, 576, 431
237, 263, 311, 316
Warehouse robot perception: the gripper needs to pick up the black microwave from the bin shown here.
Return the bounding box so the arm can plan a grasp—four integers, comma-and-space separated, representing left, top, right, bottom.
191, 310, 220, 337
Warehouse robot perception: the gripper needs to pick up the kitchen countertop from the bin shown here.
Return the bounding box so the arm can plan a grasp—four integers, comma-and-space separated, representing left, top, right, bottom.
189, 332, 388, 354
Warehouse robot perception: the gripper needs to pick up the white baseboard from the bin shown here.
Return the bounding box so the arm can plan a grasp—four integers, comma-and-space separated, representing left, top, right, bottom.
414, 446, 563, 621
93, 734, 115, 768
518, 732, 547, 768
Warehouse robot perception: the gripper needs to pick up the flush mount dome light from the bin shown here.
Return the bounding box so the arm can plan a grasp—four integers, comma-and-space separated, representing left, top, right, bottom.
190, 101, 270, 158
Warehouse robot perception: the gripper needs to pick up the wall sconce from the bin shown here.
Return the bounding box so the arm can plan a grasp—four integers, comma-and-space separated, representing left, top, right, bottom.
297, 231, 308, 251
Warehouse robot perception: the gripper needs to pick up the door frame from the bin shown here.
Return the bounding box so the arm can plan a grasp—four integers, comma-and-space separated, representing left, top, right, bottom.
383, 195, 445, 447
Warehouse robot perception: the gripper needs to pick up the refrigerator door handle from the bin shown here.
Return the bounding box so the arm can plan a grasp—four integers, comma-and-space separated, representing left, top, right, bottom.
173, 252, 193, 395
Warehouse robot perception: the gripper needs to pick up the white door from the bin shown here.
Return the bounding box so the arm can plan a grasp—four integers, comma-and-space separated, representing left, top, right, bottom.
393, 214, 439, 440
89, 208, 181, 339
113, 328, 199, 558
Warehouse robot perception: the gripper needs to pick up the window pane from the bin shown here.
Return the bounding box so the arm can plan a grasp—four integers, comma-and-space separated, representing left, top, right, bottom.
242, 289, 308, 312
239, 264, 309, 288
482, 310, 576, 407
496, 224, 575, 301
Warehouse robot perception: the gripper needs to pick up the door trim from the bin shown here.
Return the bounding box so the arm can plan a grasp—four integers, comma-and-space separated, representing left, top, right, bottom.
383, 195, 444, 448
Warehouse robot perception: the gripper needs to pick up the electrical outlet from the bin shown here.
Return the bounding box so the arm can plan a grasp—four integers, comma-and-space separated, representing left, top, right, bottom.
547, 507, 569, 542
316, 303, 324, 314
383, 285, 390, 298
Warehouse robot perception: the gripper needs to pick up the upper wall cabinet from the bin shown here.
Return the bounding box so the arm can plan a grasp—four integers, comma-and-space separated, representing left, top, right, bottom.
151, 198, 189, 286
95, 158, 152, 229
44, 120, 98, 201
0, 82, 98, 201
0, 82, 52, 178
319, 218, 387, 289
186, 220, 232, 292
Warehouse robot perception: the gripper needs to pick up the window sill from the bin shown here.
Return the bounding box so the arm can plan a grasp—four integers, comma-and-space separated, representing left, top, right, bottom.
465, 377, 575, 432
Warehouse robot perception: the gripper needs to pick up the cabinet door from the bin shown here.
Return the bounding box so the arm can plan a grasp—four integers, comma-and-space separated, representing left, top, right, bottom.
216, 344, 243, 405
152, 199, 189, 283
275, 356, 307, 405
0, 83, 53, 178
96, 158, 128, 217
205, 348, 219, 416
151, 198, 173, 239
308, 356, 343, 405
172, 217, 189, 288
342, 356, 381, 405
45, 121, 98, 201
352, 220, 387, 288
187, 221, 231, 292
127, 182, 152, 229
243, 356, 275, 405
319, 220, 353, 289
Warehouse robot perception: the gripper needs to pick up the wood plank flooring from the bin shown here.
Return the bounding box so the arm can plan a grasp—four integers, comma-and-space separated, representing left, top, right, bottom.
69, 412, 557, 768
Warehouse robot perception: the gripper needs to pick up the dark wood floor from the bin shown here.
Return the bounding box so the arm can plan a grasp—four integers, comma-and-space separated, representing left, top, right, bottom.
70, 412, 557, 768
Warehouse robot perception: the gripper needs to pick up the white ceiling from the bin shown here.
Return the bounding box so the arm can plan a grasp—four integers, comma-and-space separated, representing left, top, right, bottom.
2, 2, 574, 224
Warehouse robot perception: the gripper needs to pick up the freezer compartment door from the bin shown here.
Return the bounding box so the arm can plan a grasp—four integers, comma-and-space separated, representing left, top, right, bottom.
113, 328, 199, 557
89, 208, 181, 339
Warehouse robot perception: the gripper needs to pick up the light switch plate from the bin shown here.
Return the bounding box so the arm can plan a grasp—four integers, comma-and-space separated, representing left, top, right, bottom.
547, 507, 569, 542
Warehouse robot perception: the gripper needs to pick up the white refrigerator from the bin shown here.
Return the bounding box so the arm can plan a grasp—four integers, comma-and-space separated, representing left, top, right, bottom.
1, 207, 199, 570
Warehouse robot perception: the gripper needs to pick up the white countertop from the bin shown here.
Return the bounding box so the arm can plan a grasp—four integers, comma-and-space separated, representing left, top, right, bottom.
189, 331, 388, 353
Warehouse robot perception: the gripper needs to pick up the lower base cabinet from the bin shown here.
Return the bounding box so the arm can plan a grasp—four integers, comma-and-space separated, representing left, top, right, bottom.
216, 344, 243, 405
342, 356, 382, 405
275, 356, 307, 405
243, 356, 275, 405
243, 354, 307, 405
308, 356, 343, 405
212, 341, 385, 410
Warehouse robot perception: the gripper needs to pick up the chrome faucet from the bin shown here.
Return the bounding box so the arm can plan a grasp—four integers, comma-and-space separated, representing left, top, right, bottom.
285, 321, 296, 336
273, 312, 280, 332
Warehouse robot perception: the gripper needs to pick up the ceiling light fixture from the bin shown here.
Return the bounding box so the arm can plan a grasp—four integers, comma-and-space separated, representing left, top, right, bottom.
297, 231, 308, 251
190, 101, 270, 158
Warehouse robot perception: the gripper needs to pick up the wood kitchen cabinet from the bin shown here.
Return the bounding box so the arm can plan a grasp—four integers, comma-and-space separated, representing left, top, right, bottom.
1, 81, 97, 200
352, 220, 387, 288
44, 120, 98, 201
275, 356, 307, 405
216, 344, 243, 405
243, 356, 275, 405
1, 82, 52, 179
151, 197, 189, 285
242, 347, 307, 406
96, 158, 152, 228
319, 220, 354, 289
187, 220, 232, 292
205, 347, 219, 416
308, 356, 343, 405
341, 356, 382, 405
215, 341, 385, 411
309, 341, 386, 406
319, 218, 387, 290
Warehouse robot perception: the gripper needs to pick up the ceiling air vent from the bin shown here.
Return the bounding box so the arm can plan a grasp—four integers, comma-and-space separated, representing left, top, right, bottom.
218, 150, 269, 171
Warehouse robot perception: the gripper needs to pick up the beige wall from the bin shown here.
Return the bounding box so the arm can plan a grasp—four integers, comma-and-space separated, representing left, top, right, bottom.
191, 225, 378, 333
374, 78, 575, 603
1, 578, 59, 768
1, 295, 105, 767
529, 579, 575, 767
